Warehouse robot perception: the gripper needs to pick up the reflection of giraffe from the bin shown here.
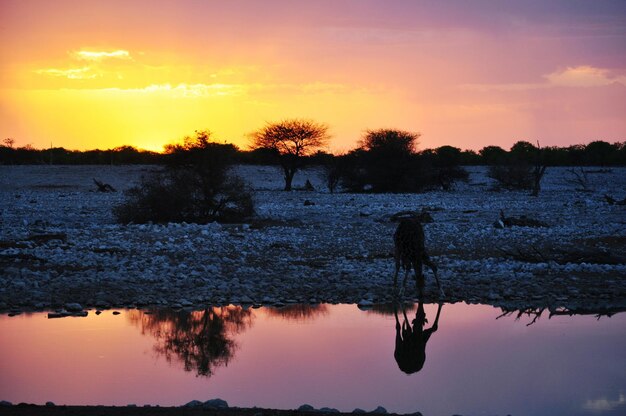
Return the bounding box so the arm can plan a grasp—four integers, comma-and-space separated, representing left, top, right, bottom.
393, 214, 444, 297
394, 302, 442, 374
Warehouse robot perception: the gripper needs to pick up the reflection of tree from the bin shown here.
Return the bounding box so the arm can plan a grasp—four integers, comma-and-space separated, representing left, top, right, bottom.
497, 305, 626, 326
365, 303, 416, 317
264, 304, 329, 322
127, 306, 253, 377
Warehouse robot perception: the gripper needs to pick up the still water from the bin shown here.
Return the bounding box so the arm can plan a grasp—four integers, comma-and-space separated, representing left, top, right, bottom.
0, 303, 625, 416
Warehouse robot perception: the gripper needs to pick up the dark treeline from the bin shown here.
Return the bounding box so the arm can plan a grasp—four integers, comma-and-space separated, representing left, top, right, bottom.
1, 139, 625, 167
0, 145, 161, 165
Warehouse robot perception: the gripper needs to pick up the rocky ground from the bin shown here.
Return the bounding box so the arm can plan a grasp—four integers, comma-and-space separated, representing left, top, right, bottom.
1, 165, 625, 314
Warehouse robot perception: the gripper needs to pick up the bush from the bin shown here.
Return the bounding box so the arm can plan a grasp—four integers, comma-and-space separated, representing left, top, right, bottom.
337, 133, 469, 193
487, 141, 546, 194
422, 146, 470, 191
114, 131, 254, 224
488, 163, 534, 190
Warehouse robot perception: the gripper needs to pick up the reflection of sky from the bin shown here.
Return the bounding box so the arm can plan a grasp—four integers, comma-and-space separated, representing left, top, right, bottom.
0, 304, 624, 415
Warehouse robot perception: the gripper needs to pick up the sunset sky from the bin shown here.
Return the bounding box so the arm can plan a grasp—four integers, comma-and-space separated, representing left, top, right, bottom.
1, 0, 625, 152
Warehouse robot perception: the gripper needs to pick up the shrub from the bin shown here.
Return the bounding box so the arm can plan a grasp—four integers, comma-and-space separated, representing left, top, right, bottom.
487, 141, 547, 195
114, 131, 254, 224
488, 163, 534, 190
338, 131, 469, 193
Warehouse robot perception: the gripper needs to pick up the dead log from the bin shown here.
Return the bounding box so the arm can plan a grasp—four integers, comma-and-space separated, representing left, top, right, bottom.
93, 178, 116, 192
27, 233, 67, 244
604, 194, 626, 205
497, 244, 626, 265
390, 210, 434, 223
496, 210, 548, 228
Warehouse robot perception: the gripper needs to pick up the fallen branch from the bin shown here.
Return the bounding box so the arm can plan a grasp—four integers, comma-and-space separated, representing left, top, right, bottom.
27, 233, 67, 244
390, 209, 434, 223
93, 178, 116, 192
604, 194, 626, 205
497, 244, 626, 265
495, 210, 548, 228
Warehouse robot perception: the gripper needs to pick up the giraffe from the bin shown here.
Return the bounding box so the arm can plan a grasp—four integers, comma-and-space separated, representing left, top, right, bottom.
393, 212, 444, 297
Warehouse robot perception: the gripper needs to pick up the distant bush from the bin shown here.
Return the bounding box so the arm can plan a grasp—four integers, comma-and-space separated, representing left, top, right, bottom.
339, 129, 426, 192
488, 163, 535, 190
421, 146, 470, 191
487, 141, 547, 195
114, 131, 254, 224
335, 130, 468, 193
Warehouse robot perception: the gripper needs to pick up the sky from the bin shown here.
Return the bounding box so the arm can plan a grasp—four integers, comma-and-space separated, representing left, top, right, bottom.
1, 0, 625, 152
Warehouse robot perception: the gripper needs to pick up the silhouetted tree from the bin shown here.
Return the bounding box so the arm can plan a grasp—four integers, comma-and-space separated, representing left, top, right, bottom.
3, 138, 15, 148
249, 119, 330, 191
479, 145, 507, 165
431, 146, 469, 190
584, 140, 617, 166
345, 128, 425, 192
488, 140, 547, 195
114, 130, 253, 224
319, 152, 349, 193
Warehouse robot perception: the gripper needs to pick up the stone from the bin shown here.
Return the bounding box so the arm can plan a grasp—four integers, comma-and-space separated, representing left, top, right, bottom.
240, 295, 253, 304
319, 407, 340, 413
0, 401, 12, 406
112, 311, 121, 315
184, 400, 203, 408
45, 401, 55, 406
203, 398, 228, 409
352, 409, 366, 413
298, 404, 315, 412
372, 406, 387, 414
65, 303, 83, 312
48, 311, 70, 319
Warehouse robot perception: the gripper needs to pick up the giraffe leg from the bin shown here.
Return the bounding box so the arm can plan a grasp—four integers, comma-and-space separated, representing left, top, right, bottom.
393, 253, 400, 288
414, 259, 425, 297
424, 255, 444, 298
399, 266, 410, 297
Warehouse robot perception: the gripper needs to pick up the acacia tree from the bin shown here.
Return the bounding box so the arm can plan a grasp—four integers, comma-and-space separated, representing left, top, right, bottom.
114, 130, 253, 224
343, 128, 424, 192
250, 119, 330, 191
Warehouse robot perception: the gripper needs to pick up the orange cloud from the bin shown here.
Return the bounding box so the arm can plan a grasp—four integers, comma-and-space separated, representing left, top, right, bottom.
545, 66, 626, 87
73, 50, 131, 61
34, 66, 98, 80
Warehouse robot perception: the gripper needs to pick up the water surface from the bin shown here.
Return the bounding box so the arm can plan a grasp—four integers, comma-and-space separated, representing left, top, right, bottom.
1, 303, 625, 416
